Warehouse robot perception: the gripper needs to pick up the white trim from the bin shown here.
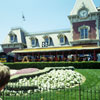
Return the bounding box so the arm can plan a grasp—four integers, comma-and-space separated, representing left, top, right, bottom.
70, 0, 97, 16
78, 25, 90, 32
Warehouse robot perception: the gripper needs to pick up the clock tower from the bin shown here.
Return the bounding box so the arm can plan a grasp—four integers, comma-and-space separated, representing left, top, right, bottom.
68, 0, 100, 46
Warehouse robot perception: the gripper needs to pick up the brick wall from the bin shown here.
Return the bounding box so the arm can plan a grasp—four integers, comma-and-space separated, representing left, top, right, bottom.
3, 48, 18, 54
73, 20, 96, 40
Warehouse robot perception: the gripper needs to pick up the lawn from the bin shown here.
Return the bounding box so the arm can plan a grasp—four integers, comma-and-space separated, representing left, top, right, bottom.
2, 69, 100, 100
76, 69, 100, 88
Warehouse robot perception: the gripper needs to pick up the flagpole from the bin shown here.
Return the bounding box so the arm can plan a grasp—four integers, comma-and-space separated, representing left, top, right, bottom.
21, 12, 26, 29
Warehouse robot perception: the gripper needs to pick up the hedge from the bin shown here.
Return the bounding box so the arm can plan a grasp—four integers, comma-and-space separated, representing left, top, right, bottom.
3, 61, 100, 69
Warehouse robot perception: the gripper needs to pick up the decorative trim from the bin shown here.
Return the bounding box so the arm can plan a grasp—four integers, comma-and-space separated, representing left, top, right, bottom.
78, 25, 90, 32
29, 36, 36, 40
8, 31, 16, 36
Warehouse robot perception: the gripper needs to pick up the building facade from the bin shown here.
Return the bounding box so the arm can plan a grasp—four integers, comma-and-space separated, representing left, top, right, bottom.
1, 0, 100, 62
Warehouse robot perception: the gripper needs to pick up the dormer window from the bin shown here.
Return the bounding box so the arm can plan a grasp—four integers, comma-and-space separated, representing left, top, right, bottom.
31, 39, 36, 46
10, 35, 14, 42
43, 35, 50, 46
9, 31, 17, 43
10, 35, 17, 43
58, 34, 65, 44
30, 37, 37, 47
78, 25, 90, 39
60, 36, 65, 44
45, 37, 49, 43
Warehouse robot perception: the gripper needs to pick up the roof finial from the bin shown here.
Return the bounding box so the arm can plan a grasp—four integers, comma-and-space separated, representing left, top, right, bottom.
82, 2, 85, 8
22, 12, 26, 21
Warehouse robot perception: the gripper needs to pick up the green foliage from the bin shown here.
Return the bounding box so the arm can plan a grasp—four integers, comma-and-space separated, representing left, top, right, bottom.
76, 69, 100, 88
3, 61, 100, 69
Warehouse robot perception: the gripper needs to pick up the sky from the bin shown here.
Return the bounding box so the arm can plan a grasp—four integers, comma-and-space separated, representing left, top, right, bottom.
0, 0, 100, 50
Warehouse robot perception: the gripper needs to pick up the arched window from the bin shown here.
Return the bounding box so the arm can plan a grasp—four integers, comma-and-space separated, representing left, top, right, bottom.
60, 36, 65, 44
80, 28, 88, 39
43, 35, 51, 46
57, 34, 65, 44
10, 35, 14, 42
10, 34, 17, 43
78, 25, 90, 39
30, 37, 37, 47
45, 37, 49, 43
31, 39, 36, 46
9, 31, 17, 43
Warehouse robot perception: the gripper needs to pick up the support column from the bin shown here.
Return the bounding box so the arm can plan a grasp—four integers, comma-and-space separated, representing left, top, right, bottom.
21, 53, 23, 62
49, 52, 52, 61
14, 53, 17, 62
32, 52, 34, 62
83, 50, 84, 55
55, 52, 58, 61
49, 52, 51, 57
38, 53, 40, 61
43, 52, 45, 58
93, 50, 96, 61
75, 51, 78, 61
43, 52, 45, 61
62, 51, 64, 61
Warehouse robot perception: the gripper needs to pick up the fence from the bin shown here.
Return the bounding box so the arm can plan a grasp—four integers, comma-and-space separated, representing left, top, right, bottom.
0, 84, 100, 100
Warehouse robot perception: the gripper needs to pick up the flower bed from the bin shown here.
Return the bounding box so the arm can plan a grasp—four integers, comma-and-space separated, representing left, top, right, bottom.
5, 69, 84, 96
24, 69, 82, 90
2, 69, 84, 96
10, 68, 39, 76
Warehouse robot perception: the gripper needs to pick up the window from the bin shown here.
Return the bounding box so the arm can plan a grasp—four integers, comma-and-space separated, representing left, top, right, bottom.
31, 39, 35, 46
78, 25, 90, 39
45, 37, 49, 43
9, 31, 17, 43
80, 28, 88, 39
43, 36, 50, 46
10, 35, 17, 43
60, 37, 64, 44
42, 42, 48, 47
10, 35, 14, 42
30, 36, 37, 47
57, 34, 65, 44
31, 39, 36, 47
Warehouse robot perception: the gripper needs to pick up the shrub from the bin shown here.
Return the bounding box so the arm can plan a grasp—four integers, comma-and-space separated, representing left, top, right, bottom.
3, 61, 100, 69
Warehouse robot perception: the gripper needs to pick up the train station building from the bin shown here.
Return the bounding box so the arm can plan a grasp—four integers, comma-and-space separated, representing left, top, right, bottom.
1, 0, 100, 62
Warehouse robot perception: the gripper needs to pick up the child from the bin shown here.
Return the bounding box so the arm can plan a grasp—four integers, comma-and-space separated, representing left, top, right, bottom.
0, 63, 10, 91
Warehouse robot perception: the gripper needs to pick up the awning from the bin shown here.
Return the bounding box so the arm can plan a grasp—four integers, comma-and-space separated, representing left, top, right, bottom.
12, 46, 100, 53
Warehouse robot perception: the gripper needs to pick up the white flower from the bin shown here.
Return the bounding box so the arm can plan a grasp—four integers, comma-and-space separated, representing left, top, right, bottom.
7, 69, 83, 94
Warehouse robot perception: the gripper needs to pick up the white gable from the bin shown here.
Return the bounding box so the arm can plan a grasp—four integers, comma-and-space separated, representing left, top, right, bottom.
70, 0, 97, 15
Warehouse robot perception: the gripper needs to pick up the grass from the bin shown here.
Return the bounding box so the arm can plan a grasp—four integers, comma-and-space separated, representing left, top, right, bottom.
2, 69, 100, 100
76, 69, 100, 88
